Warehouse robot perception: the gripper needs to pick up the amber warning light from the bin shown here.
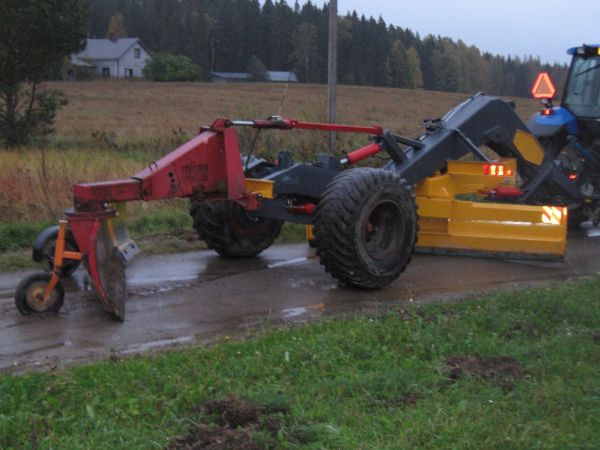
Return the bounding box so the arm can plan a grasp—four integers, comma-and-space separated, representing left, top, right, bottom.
532, 72, 556, 99
483, 163, 512, 177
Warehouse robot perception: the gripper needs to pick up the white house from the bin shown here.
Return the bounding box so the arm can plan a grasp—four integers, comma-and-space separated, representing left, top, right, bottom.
72, 38, 151, 78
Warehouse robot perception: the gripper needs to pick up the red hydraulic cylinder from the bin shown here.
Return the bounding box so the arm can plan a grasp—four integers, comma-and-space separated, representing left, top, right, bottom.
343, 142, 382, 165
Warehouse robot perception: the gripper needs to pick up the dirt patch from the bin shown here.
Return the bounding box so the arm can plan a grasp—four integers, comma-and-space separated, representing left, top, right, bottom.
168, 396, 266, 450
168, 396, 297, 450
445, 355, 524, 391
400, 392, 421, 406
203, 397, 264, 428
168, 424, 260, 450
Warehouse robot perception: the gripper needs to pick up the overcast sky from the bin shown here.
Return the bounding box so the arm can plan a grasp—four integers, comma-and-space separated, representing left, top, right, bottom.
301, 0, 599, 64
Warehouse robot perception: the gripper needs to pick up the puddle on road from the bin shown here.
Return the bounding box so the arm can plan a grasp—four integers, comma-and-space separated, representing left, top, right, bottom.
280, 303, 325, 319
120, 335, 195, 355
267, 257, 308, 269
281, 307, 306, 318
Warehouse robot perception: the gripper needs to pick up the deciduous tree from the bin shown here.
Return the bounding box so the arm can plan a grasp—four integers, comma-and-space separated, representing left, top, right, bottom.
107, 12, 128, 40
143, 52, 202, 81
0, 0, 86, 147
247, 55, 268, 81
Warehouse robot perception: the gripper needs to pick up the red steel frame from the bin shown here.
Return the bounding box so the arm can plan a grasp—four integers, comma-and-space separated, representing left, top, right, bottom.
40, 117, 387, 315
72, 117, 385, 213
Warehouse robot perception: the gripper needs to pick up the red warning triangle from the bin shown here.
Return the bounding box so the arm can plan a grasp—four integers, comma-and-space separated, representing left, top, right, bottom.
531, 72, 556, 99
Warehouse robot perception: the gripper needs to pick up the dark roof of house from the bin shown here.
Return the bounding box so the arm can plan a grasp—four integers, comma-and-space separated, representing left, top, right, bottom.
210, 71, 298, 82
68, 56, 95, 68
76, 38, 148, 60
210, 72, 252, 80
267, 71, 298, 82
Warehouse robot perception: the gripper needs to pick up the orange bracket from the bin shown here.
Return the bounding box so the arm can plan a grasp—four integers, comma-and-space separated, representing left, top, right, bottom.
42, 220, 83, 301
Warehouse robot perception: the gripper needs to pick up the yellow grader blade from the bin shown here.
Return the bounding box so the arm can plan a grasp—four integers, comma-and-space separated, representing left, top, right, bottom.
305, 159, 567, 260
415, 159, 567, 260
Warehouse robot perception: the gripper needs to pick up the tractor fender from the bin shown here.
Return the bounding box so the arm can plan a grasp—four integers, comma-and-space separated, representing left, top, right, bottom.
32, 225, 60, 262
527, 107, 578, 138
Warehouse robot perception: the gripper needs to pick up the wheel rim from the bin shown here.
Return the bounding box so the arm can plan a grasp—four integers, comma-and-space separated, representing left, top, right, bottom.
24, 280, 61, 312
229, 205, 265, 236
362, 199, 404, 261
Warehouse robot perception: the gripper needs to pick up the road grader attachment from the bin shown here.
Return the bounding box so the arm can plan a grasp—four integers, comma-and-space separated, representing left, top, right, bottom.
17, 93, 569, 321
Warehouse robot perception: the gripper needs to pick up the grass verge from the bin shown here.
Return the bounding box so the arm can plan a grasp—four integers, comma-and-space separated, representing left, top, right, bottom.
0, 205, 307, 272
1, 278, 600, 448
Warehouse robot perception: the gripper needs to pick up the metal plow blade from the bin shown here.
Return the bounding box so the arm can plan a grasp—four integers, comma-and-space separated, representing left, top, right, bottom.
87, 219, 127, 321
108, 203, 140, 262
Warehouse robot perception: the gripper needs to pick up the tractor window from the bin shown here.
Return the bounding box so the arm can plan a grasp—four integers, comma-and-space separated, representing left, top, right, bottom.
564, 55, 600, 118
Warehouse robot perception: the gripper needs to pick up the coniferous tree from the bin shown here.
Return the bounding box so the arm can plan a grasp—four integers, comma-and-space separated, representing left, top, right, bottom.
292, 22, 319, 82
389, 40, 409, 88
79, 0, 568, 97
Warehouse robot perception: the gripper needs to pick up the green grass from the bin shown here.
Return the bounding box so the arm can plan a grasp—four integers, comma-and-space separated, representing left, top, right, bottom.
1, 278, 600, 449
0, 249, 34, 272
0, 222, 54, 271
0, 204, 308, 272
0, 222, 54, 253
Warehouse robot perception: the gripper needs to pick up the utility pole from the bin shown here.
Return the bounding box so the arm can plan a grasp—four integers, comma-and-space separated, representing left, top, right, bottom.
327, 0, 337, 152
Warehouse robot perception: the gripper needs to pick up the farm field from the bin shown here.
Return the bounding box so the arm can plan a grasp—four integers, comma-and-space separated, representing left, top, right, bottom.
48, 80, 540, 141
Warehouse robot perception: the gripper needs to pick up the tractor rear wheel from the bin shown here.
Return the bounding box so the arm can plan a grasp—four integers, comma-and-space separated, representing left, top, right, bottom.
190, 200, 283, 257
314, 168, 417, 289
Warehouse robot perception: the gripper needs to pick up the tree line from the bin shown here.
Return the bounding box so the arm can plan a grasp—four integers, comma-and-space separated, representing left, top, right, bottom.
84, 0, 568, 97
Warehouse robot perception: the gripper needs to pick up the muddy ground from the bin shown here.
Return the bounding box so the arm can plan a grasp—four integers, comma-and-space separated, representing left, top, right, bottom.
1, 228, 599, 373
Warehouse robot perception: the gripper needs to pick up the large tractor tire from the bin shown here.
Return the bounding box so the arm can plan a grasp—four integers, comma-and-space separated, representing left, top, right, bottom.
190, 200, 283, 257
314, 168, 417, 289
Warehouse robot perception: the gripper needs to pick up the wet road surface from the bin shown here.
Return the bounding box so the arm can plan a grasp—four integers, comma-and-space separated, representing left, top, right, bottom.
1, 229, 599, 372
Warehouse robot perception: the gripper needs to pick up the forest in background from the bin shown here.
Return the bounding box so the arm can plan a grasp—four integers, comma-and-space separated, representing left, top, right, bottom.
83, 0, 567, 97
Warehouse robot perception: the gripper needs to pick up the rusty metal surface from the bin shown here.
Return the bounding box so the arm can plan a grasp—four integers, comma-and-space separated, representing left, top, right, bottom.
0, 229, 599, 373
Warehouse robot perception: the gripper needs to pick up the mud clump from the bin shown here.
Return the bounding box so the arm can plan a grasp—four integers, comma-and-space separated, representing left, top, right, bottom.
169, 424, 260, 450
445, 355, 524, 391
203, 396, 264, 428
167, 396, 288, 450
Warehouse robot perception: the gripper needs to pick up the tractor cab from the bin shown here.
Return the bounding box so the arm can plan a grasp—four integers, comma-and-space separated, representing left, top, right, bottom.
563, 45, 600, 137
529, 44, 600, 143
527, 44, 600, 226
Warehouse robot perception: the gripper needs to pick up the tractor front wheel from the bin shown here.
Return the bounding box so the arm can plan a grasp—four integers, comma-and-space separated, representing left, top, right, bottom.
314, 168, 417, 289
190, 200, 283, 257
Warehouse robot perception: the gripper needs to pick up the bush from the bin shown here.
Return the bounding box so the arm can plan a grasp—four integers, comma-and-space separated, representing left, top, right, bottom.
247, 55, 268, 81
143, 53, 202, 82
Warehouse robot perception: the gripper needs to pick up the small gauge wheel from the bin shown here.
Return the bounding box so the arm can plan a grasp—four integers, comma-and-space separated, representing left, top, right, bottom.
14, 273, 65, 315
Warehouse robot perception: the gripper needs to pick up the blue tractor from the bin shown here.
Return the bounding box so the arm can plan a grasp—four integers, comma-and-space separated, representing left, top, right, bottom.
528, 44, 600, 226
